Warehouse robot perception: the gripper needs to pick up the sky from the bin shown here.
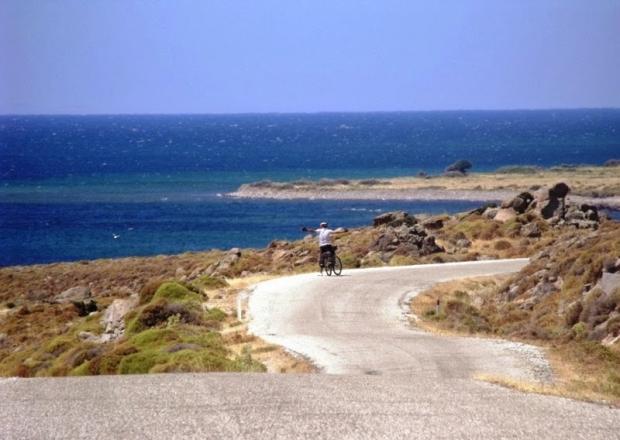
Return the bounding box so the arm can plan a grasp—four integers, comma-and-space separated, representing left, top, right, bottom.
1, 0, 619, 114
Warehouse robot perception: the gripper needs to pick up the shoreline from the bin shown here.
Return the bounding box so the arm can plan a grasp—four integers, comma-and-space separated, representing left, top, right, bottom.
229, 187, 620, 211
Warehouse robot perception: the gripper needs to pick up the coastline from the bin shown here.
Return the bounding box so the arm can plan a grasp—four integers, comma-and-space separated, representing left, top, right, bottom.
228, 166, 620, 211
229, 187, 620, 211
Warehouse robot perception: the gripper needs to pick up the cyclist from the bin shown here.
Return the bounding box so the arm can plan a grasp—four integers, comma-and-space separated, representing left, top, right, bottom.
302, 221, 337, 270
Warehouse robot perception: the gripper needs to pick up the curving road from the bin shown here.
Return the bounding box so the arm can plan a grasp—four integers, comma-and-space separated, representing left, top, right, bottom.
249, 259, 550, 380
2, 260, 619, 439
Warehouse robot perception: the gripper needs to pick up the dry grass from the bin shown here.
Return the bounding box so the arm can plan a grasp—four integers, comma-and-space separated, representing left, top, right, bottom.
411, 270, 620, 406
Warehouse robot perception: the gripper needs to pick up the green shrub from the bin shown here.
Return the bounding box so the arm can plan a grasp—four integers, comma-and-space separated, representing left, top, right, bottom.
204, 307, 226, 322
153, 282, 202, 304
192, 275, 228, 291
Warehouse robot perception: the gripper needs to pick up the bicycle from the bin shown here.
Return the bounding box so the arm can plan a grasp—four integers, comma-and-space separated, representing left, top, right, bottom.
320, 245, 342, 276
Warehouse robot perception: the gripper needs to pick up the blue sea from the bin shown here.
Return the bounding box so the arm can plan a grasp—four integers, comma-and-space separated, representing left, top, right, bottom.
1, 110, 619, 266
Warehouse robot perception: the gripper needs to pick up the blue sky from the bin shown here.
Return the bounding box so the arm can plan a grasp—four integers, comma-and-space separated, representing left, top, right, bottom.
1, 0, 619, 114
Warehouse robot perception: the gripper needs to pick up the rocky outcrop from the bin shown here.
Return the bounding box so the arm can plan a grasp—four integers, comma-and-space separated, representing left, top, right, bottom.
373, 211, 417, 228
207, 248, 242, 276
370, 224, 443, 257
55, 286, 97, 316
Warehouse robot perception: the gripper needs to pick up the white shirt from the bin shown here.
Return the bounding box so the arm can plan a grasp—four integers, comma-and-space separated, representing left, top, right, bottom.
317, 227, 333, 246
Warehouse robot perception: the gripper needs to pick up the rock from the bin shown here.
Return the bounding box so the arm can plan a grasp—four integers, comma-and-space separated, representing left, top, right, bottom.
549, 182, 570, 199
373, 211, 417, 228
334, 227, 348, 233
272, 249, 290, 262
421, 217, 444, 230
603, 159, 620, 167
56, 286, 91, 303
100, 294, 139, 342
505, 284, 521, 301
78, 331, 99, 342
455, 238, 471, 249
540, 197, 562, 219
530, 281, 557, 298
0, 332, 7, 348
228, 247, 242, 257
603, 258, 620, 274
468, 203, 498, 216
509, 192, 534, 214
72, 299, 98, 317
294, 255, 315, 266
567, 219, 598, 229
443, 170, 466, 178
494, 208, 517, 223
520, 223, 541, 238
444, 159, 472, 174
599, 272, 620, 296
420, 236, 444, 255
483, 207, 499, 219
175, 267, 186, 278
208, 249, 242, 275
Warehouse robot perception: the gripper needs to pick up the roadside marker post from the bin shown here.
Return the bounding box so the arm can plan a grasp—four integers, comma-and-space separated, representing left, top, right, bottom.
237, 291, 250, 321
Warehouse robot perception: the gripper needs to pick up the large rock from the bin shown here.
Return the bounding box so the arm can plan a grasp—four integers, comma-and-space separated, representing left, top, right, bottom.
100, 294, 140, 343
55, 286, 91, 303
208, 248, 242, 275
421, 216, 445, 230
520, 223, 541, 238
494, 208, 517, 223
549, 182, 570, 199
599, 272, 620, 296
373, 211, 417, 228
509, 192, 534, 214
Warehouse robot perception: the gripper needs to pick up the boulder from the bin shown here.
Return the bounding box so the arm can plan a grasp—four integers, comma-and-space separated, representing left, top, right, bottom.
56, 286, 91, 304
469, 203, 498, 216
549, 182, 570, 199
494, 208, 517, 223
421, 217, 444, 230
520, 223, 541, 238
455, 238, 472, 249
509, 192, 534, 214
599, 272, 620, 296
373, 211, 417, 228
100, 294, 139, 342
483, 207, 499, 219
445, 159, 472, 174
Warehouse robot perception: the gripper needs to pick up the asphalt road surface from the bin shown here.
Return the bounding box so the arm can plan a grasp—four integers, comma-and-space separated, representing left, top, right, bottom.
2, 260, 619, 439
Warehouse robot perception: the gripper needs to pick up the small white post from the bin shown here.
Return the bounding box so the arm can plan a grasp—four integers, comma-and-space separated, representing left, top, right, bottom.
237, 291, 249, 321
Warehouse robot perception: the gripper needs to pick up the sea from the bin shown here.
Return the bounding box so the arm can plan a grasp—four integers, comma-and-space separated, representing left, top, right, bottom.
1, 109, 619, 267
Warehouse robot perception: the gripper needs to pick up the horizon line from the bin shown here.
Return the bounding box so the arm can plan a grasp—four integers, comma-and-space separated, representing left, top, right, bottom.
2, 106, 620, 117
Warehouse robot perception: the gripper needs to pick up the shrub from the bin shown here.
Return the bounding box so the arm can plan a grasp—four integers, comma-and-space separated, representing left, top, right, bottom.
128, 300, 203, 333
153, 282, 202, 304
139, 278, 166, 304
494, 240, 512, 251
192, 275, 228, 291
204, 307, 227, 322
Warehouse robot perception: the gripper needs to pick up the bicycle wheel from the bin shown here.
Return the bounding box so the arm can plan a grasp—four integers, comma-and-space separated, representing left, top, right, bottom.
325, 264, 333, 276
333, 256, 342, 276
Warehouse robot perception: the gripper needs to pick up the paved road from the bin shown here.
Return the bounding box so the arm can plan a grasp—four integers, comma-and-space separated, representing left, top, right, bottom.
2, 260, 619, 439
249, 259, 550, 380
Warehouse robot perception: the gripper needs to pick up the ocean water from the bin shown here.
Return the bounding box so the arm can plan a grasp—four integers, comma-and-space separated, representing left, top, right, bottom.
1, 110, 619, 266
